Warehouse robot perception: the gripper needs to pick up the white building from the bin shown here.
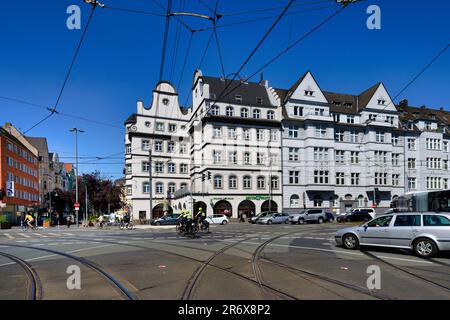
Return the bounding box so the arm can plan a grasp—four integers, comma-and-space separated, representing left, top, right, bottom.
279, 71, 404, 214
125, 70, 450, 221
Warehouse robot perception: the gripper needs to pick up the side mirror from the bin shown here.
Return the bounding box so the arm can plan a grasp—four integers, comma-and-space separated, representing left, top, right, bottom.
363, 225, 368, 231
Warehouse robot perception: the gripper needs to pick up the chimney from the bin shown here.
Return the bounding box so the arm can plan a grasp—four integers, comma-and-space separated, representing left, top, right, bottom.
399, 99, 408, 107
259, 73, 269, 88
420, 105, 426, 109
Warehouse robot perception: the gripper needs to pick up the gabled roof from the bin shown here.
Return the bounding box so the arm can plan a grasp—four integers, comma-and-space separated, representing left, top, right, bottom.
285, 71, 309, 99
202, 76, 274, 107
358, 83, 381, 110
323, 91, 359, 114
25, 137, 49, 155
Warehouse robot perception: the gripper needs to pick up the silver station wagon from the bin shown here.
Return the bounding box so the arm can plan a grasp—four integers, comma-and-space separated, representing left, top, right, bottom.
335, 212, 450, 258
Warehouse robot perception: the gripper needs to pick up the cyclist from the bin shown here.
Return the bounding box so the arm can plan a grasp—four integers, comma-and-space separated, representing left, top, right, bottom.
195, 207, 208, 232
24, 212, 35, 230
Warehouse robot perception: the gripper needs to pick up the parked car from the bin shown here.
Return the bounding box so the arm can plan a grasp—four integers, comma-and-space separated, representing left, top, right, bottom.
325, 212, 335, 222
206, 214, 229, 225
150, 214, 181, 226
288, 209, 330, 225
335, 212, 450, 258
249, 211, 277, 224
336, 210, 372, 223
257, 212, 290, 225
351, 208, 376, 219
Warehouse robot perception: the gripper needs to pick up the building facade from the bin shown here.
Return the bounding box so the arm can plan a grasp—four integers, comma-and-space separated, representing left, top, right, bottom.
125, 70, 450, 220
0, 124, 40, 223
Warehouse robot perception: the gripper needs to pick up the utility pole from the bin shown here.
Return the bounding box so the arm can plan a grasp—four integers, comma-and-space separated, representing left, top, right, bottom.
70, 128, 84, 227
85, 182, 88, 227
149, 147, 153, 221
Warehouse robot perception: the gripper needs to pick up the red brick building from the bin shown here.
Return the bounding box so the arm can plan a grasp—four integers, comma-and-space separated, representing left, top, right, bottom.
0, 125, 40, 224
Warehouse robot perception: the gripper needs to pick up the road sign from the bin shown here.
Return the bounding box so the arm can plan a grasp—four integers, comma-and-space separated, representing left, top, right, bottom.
74, 202, 80, 210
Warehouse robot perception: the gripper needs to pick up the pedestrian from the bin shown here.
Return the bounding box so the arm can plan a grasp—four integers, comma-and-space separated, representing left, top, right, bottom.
66, 214, 72, 228
242, 213, 247, 222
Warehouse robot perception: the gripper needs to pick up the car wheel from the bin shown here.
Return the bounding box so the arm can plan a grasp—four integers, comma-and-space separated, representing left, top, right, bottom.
342, 233, 359, 250
413, 238, 438, 258
156, 222, 161, 226
267, 220, 272, 225
222, 220, 228, 225
284, 220, 289, 224
298, 218, 305, 225
318, 217, 324, 224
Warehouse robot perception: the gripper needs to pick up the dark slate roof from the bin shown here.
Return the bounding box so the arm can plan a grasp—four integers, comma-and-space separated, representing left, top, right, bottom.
25, 137, 48, 154
285, 72, 309, 99
202, 76, 273, 107
358, 83, 381, 110
323, 91, 359, 114
273, 88, 288, 104
124, 113, 137, 125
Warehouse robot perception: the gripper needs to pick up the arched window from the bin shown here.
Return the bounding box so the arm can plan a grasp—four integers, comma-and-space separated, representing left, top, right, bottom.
257, 176, 266, 189
229, 175, 237, 189
210, 105, 219, 116
243, 176, 252, 189
267, 110, 275, 120
180, 183, 187, 190
214, 175, 223, 189
156, 182, 164, 194
290, 195, 300, 207
168, 183, 176, 194
226, 106, 234, 117
358, 195, 364, 207
241, 108, 249, 118
253, 109, 261, 119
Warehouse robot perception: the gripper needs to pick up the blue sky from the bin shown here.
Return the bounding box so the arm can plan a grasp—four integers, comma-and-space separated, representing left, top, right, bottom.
1, 0, 449, 179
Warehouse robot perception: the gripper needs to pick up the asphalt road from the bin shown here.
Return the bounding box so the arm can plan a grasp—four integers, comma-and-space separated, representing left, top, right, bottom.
0, 222, 449, 300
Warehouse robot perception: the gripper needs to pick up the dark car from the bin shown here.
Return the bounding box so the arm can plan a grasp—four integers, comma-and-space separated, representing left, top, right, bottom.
151, 214, 181, 226
337, 211, 372, 223
325, 212, 335, 222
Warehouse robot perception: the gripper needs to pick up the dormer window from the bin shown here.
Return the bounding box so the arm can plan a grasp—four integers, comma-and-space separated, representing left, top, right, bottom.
225, 106, 234, 117
304, 90, 314, 97
333, 101, 341, 107
256, 97, 263, 105
429, 114, 436, 120
377, 99, 386, 105
425, 122, 432, 131
344, 102, 353, 107
235, 95, 243, 103
210, 105, 219, 116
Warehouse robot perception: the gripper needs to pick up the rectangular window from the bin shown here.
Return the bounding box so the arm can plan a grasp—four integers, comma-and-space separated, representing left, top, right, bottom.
228, 152, 237, 164
143, 182, 150, 194
142, 140, 151, 151
336, 172, 345, 185
288, 126, 299, 138
270, 130, 278, 142
235, 95, 242, 103
347, 115, 355, 124
156, 122, 164, 131
256, 129, 265, 141
213, 151, 222, 164
407, 138, 416, 151
168, 123, 177, 132
314, 171, 329, 184
349, 131, 358, 143
335, 150, 345, 164
289, 171, 300, 184
126, 144, 132, 154
126, 164, 132, 174
168, 163, 176, 173
228, 127, 237, 139
155, 162, 164, 173
289, 148, 299, 162
444, 141, 449, 152
154, 141, 163, 152
257, 153, 264, 165
315, 125, 326, 138
243, 129, 250, 140
376, 131, 385, 143
408, 178, 417, 190
350, 152, 359, 164
351, 173, 360, 185
335, 129, 344, 142
315, 108, 325, 116
180, 164, 188, 174
392, 154, 400, 166
213, 127, 222, 138
142, 162, 150, 172
408, 158, 416, 169
392, 135, 399, 146
314, 148, 329, 162
392, 174, 400, 186
244, 152, 251, 165
167, 142, 175, 153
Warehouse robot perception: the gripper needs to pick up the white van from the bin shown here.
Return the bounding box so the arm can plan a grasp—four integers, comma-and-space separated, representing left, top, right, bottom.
351, 208, 376, 219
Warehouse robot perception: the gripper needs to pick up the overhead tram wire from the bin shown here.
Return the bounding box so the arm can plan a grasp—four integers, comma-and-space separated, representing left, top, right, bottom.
102, 5, 165, 17
201, 0, 296, 115
159, 0, 173, 82
169, 0, 187, 83
23, 3, 98, 134
212, 0, 226, 78
197, 0, 216, 15
211, 1, 354, 109
0, 95, 122, 130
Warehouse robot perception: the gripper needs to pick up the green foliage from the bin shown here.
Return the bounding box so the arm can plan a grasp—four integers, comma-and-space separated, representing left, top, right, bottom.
0, 215, 7, 224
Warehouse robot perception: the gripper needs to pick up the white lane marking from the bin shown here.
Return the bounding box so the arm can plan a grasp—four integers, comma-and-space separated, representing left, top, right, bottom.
18, 233, 30, 238
15, 240, 27, 243
3, 234, 14, 239
47, 233, 59, 236
61, 243, 73, 245
33, 233, 48, 238
62, 233, 74, 236
32, 244, 45, 247
0, 262, 15, 267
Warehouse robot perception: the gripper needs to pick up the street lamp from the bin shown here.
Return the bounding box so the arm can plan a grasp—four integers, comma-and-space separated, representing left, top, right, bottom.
70, 128, 84, 227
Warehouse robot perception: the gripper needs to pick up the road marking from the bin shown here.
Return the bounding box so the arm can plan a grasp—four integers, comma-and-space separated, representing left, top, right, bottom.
3, 234, 14, 239
47, 233, 59, 236
15, 240, 27, 243
18, 233, 30, 238
32, 244, 45, 246
62, 233, 74, 236
33, 233, 48, 238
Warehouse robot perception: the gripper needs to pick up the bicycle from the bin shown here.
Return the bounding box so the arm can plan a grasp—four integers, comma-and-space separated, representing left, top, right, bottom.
199, 219, 210, 233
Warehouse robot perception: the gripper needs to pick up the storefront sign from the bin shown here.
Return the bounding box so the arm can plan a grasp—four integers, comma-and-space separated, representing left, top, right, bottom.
6, 181, 14, 197
246, 196, 270, 201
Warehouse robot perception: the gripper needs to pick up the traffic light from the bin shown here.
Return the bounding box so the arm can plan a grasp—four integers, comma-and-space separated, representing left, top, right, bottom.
202, 173, 206, 181
207, 171, 212, 180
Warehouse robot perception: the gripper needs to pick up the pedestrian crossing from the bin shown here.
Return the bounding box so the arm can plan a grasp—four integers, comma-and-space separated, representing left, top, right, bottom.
0, 232, 76, 241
